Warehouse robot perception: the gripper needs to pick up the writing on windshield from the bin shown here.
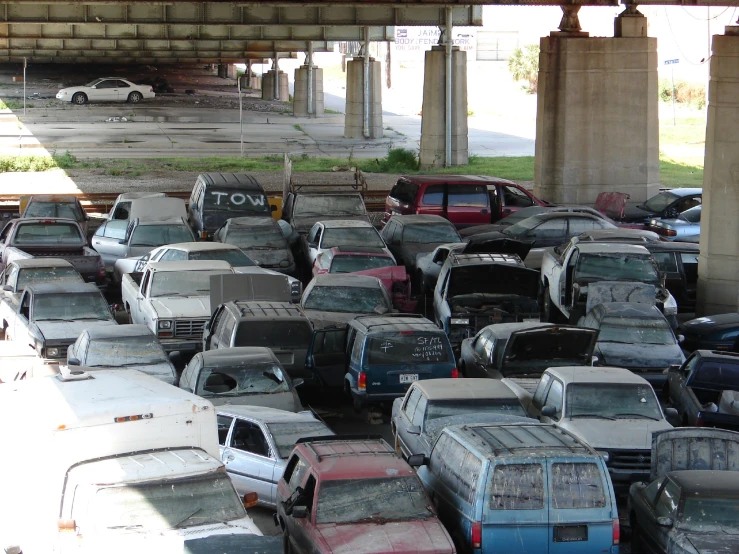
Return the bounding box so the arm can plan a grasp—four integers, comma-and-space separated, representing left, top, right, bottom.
206, 190, 269, 213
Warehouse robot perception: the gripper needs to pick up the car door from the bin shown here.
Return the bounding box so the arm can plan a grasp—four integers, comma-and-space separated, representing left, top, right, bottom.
500, 184, 536, 216
306, 328, 348, 388
91, 79, 117, 101
396, 386, 421, 457
418, 184, 446, 219
280, 455, 313, 550
446, 184, 490, 228
222, 417, 278, 505
641, 477, 680, 553
113, 79, 130, 101
91, 220, 129, 268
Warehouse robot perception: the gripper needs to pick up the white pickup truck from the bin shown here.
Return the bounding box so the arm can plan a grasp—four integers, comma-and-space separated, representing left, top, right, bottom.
121, 260, 234, 353
540, 242, 678, 326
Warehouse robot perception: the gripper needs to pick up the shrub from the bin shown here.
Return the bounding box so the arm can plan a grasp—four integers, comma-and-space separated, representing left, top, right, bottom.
508, 45, 540, 94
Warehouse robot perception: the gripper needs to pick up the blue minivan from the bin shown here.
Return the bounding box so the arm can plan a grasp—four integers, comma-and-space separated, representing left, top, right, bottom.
305, 314, 457, 411
412, 422, 619, 554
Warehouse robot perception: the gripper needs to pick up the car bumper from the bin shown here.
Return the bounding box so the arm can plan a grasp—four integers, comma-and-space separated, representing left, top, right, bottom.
159, 339, 202, 353
351, 389, 407, 407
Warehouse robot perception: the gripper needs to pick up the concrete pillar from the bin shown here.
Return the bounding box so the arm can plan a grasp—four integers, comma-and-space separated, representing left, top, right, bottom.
533, 9, 659, 205
251, 75, 262, 90
261, 70, 289, 101
293, 65, 324, 117
344, 57, 383, 139
696, 26, 739, 316
217, 64, 227, 79
419, 45, 468, 169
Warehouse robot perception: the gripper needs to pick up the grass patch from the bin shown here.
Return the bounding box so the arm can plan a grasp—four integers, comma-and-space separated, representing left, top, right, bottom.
0, 99, 25, 110
659, 116, 706, 148
293, 124, 305, 133
660, 157, 703, 188
324, 108, 343, 115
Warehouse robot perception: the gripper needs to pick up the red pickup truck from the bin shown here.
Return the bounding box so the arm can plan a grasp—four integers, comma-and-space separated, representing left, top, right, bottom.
383, 175, 547, 229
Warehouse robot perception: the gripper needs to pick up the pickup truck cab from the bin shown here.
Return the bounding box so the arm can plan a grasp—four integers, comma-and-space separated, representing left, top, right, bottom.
20, 194, 90, 236
1, 282, 116, 361
104, 191, 167, 221
121, 260, 234, 353
0, 258, 83, 312
383, 175, 547, 228
282, 179, 370, 235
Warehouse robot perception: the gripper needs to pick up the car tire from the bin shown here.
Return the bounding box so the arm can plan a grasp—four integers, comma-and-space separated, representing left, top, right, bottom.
72, 92, 87, 105
394, 434, 403, 457
352, 396, 362, 415
128, 91, 142, 104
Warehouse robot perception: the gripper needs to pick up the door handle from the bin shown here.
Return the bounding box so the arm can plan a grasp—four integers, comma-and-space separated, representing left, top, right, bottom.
480, 209, 488, 214
226, 454, 235, 461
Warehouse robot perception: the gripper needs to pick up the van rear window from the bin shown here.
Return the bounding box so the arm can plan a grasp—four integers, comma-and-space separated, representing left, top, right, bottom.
490, 464, 543, 510
204, 188, 269, 214
367, 333, 451, 364
551, 463, 606, 509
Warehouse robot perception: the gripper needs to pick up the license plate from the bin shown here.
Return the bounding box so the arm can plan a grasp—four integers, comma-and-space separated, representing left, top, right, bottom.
399, 374, 419, 384
553, 525, 588, 543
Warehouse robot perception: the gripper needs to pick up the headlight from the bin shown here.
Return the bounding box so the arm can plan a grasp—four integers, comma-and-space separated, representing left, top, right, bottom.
158, 320, 172, 329
279, 260, 290, 268
597, 451, 610, 463
450, 318, 470, 326
47, 347, 60, 357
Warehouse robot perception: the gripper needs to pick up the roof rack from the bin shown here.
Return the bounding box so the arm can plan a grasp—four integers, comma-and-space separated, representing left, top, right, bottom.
282, 153, 368, 198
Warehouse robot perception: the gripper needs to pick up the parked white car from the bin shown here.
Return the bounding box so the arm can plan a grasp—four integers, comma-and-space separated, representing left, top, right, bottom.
302, 219, 394, 265
56, 77, 155, 105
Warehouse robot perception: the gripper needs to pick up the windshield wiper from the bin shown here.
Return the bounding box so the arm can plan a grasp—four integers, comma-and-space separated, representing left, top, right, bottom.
614, 413, 659, 421
569, 413, 616, 420
174, 507, 203, 529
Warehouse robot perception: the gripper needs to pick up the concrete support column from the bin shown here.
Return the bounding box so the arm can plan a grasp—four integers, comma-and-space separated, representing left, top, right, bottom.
344, 57, 383, 139
419, 45, 468, 169
533, 8, 659, 204
217, 64, 227, 78
696, 26, 739, 315
293, 66, 324, 117
261, 70, 289, 101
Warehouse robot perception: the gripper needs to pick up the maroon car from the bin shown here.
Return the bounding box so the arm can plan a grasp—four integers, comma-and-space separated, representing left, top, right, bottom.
383, 175, 547, 229
276, 436, 455, 554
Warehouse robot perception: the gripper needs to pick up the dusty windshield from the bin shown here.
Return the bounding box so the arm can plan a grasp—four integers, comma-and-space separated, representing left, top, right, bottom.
196, 363, 290, 396
426, 399, 527, 420
85, 337, 168, 366
130, 225, 193, 247
599, 316, 676, 345
85, 474, 245, 532
204, 188, 269, 214
295, 195, 365, 217
402, 224, 460, 244
679, 496, 739, 533
24, 202, 84, 221
188, 249, 255, 266
267, 421, 331, 458
33, 293, 111, 322
321, 228, 384, 249
226, 227, 286, 249
17, 268, 83, 290
642, 192, 678, 212
315, 477, 432, 524
303, 286, 389, 314
577, 254, 659, 284
150, 270, 230, 297
367, 333, 451, 364
566, 383, 662, 421
331, 256, 395, 273
14, 223, 83, 246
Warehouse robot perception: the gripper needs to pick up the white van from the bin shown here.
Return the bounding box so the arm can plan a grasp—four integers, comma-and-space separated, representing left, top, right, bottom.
0, 367, 262, 554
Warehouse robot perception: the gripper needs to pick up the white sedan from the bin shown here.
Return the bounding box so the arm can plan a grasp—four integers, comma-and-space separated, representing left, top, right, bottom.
56, 78, 155, 105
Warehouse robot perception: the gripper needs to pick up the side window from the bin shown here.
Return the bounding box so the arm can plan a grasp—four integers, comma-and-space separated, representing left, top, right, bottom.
350, 332, 364, 366
20, 293, 30, 319
403, 388, 421, 418
302, 474, 317, 516
439, 439, 468, 493
490, 464, 544, 510
655, 479, 680, 518
104, 220, 128, 240
116, 80, 130, 88
287, 456, 309, 490
389, 180, 418, 204
140, 271, 151, 296
652, 252, 679, 273
217, 415, 233, 446
0, 223, 12, 242
532, 219, 567, 239
429, 433, 452, 474
567, 217, 600, 236
532, 373, 553, 409
544, 379, 564, 418
643, 476, 665, 505
550, 463, 606, 509
217, 315, 237, 347
501, 186, 535, 208
473, 331, 489, 357
458, 452, 483, 505
94, 222, 107, 237
5, 266, 19, 288
230, 419, 271, 458
412, 394, 427, 428
159, 249, 187, 262
421, 185, 445, 207
448, 185, 488, 208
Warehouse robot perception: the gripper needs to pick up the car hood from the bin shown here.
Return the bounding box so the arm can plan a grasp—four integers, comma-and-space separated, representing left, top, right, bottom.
559, 418, 671, 450
150, 296, 211, 318
596, 342, 684, 369
353, 266, 408, 290
462, 237, 533, 259
316, 519, 453, 554
204, 391, 299, 412
243, 247, 292, 268
682, 532, 739, 554
36, 319, 117, 341
621, 203, 655, 222
680, 314, 739, 334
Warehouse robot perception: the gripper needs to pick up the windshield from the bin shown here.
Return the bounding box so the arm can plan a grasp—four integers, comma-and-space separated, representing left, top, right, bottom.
84, 337, 168, 366
316, 477, 432, 524
599, 316, 676, 345
150, 270, 230, 297
225, 227, 286, 249
267, 421, 331, 459
295, 195, 365, 217
577, 253, 660, 284
204, 189, 269, 214
85, 473, 245, 532
14, 222, 83, 246
679, 495, 739, 533
643, 191, 678, 212
321, 228, 384, 249
33, 293, 111, 322
196, 363, 290, 396
678, 206, 702, 223
331, 256, 395, 273
24, 202, 84, 221
403, 224, 460, 244
188, 249, 255, 266
130, 224, 193, 247
303, 285, 389, 314
367, 333, 451, 364
234, 321, 313, 348
426, 399, 526, 420
566, 383, 663, 420
17, 268, 83, 290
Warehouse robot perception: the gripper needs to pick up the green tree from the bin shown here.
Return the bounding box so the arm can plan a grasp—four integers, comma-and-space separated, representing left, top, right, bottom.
508, 45, 540, 94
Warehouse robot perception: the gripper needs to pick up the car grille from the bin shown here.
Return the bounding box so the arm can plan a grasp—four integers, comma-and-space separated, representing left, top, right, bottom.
607, 449, 651, 471
174, 319, 208, 339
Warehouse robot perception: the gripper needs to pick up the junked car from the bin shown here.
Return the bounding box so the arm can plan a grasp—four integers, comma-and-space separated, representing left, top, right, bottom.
380, 214, 463, 274
303, 219, 393, 266
216, 406, 333, 507
66, 324, 176, 384
55, 77, 155, 104
0, 259, 83, 312
602, 187, 702, 224
213, 217, 296, 276
179, 347, 303, 412
103, 192, 166, 221
678, 313, 739, 353
20, 194, 90, 236
647, 205, 701, 242
282, 182, 370, 236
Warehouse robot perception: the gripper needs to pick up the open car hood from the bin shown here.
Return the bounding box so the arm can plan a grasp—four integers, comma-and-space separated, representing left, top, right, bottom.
593, 191, 631, 220
650, 428, 739, 481
462, 237, 532, 259
500, 325, 599, 376
449, 265, 539, 300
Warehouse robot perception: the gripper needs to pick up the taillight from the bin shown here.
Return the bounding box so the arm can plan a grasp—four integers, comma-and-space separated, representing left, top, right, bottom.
654, 227, 677, 237
471, 521, 482, 549
358, 372, 366, 390
612, 518, 620, 546
97, 261, 106, 277
695, 416, 705, 427
451, 368, 459, 378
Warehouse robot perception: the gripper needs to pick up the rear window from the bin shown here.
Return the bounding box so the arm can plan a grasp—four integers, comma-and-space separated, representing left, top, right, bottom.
203, 188, 270, 214
235, 321, 312, 348
389, 181, 419, 204
330, 256, 395, 274
692, 360, 739, 389
14, 222, 83, 245
367, 333, 451, 365
490, 464, 544, 510
24, 201, 83, 221
551, 463, 606, 509
402, 224, 460, 244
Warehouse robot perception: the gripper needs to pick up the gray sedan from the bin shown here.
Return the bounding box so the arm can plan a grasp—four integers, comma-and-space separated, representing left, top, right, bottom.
647, 205, 701, 241
216, 406, 333, 507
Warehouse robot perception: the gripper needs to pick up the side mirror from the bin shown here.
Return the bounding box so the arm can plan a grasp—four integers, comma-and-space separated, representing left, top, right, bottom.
293, 378, 304, 388
664, 407, 680, 427
407, 425, 421, 436
668, 364, 681, 372
541, 405, 557, 418
243, 492, 258, 509
2, 285, 13, 292
67, 356, 81, 366
407, 454, 428, 468
657, 517, 673, 528
291, 505, 308, 519
677, 334, 685, 344
553, 245, 563, 256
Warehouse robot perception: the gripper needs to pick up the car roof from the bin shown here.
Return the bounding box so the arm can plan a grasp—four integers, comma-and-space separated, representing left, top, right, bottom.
320, 219, 375, 229
593, 302, 664, 318
26, 195, 79, 203
528, 212, 603, 222
310, 273, 382, 288
197, 173, 263, 190
388, 214, 454, 225
413, 378, 520, 400
668, 470, 739, 494
85, 324, 154, 340
200, 347, 276, 366
134, 217, 187, 225
545, 366, 652, 385
449, 252, 524, 267
160, 242, 239, 252
27, 282, 102, 295
11, 258, 75, 269
147, 260, 233, 272
576, 243, 651, 255
350, 314, 439, 333
216, 405, 323, 424
398, 175, 516, 186
296, 438, 414, 480
482, 322, 556, 339
662, 188, 702, 197
229, 301, 307, 319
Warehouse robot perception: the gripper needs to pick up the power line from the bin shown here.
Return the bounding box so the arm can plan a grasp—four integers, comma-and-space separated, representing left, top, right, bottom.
663, 7, 711, 66
680, 1, 738, 21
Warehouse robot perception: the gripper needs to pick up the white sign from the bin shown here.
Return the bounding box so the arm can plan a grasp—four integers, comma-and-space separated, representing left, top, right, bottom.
395, 27, 476, 55
664, 59, 680, 65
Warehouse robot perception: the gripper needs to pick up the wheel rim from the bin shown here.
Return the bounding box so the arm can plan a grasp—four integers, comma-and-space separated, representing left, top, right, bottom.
130, 93, 141, 103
